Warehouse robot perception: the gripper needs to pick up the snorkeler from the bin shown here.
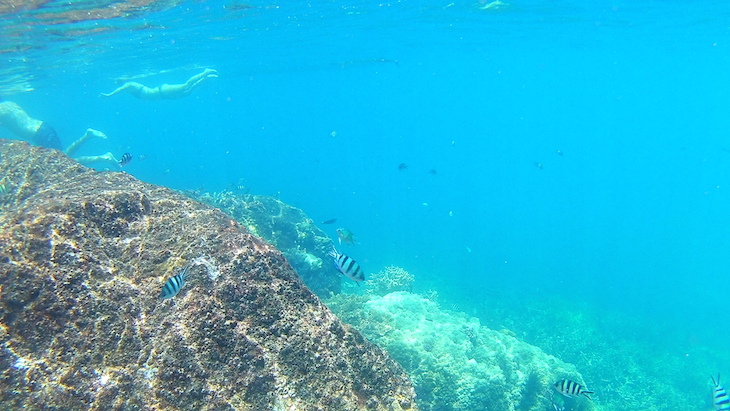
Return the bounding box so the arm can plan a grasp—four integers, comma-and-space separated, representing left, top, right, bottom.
99, 68, 218, 100
0, 100, 62, 150
0, 100, 121, 167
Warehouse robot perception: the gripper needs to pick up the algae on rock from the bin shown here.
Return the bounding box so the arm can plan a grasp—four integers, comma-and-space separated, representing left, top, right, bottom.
191, 190, 341, 297
0, 140, 417, 410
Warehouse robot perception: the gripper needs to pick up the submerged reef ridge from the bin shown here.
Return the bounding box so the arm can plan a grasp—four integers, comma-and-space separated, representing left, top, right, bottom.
327, 291, 595, 411
192, 190, 340, 297
0, 139, 416, 410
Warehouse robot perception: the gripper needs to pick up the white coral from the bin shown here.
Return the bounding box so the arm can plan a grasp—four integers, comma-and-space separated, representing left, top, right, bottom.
366, 265, 415, 296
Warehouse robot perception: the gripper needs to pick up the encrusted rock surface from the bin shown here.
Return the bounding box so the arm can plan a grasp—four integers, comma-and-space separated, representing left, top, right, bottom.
190, 190, 340, 298
0, 140, 417, 410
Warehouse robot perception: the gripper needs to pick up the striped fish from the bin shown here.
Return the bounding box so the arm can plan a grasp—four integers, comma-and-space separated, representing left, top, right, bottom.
118, 152, 132, 167
160, 264, 192, 299
0, 177, 8, 195
712, 374, 730, 410
329, 247, 365, 284
554, 379, 594, 400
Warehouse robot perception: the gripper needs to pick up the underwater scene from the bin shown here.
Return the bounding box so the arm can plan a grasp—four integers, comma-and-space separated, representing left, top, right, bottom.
2, 0, 730, 410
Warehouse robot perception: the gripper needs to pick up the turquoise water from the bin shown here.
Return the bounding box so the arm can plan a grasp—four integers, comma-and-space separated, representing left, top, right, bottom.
3, 0, 730, 408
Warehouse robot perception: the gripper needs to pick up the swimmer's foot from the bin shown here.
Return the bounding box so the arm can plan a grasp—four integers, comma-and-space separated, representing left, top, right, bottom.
82, 128, 108, 141
99, 152, 119, 164
64, 129, 109, 156
202, 68, 219, 77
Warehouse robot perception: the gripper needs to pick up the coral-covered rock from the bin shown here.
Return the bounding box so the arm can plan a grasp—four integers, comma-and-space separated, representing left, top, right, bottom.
327, 292, 595, 411
191, 190, 340, 297
0, 140, 416, 410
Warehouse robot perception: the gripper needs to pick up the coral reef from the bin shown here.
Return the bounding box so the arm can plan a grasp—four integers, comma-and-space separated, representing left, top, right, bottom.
366, 266, 415, 296
191, 190, 341, 297
327, 291, 595, 411
475, 294, 711, 411
0, 140, 416, 410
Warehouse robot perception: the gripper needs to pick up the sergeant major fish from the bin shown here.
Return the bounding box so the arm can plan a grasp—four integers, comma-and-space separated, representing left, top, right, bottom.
119, 152, 132, 167
712, 374, 730, 410
160, 264, 192, 299
554, 379, 593, 400
329, 247, 365, 284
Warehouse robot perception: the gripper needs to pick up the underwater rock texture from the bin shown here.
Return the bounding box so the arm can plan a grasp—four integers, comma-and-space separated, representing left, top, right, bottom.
0, 140, 416, 410
327, 292, 595, 411
191, 190, 340, 298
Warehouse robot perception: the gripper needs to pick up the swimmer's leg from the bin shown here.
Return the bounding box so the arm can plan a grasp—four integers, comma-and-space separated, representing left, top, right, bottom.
184, 68, 219, 90
75, 152, 119, 167
64, 128, 108, 157
99, 82, 142, 98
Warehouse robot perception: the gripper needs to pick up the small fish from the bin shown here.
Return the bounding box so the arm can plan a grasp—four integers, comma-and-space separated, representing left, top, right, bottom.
160, 264, 192, 299
329, 247, 365, 284
322, 218, 337, 225
712, 374, 730, 410
119, 152, 133, 167
336, 228, 357, 245
398, 163, 408, 171
554, 379, 593, 400
0, 177, 9, 196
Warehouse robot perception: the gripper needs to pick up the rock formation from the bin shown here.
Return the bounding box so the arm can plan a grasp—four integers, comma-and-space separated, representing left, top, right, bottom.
0, 140, 416, 410
190, 190, 340, 298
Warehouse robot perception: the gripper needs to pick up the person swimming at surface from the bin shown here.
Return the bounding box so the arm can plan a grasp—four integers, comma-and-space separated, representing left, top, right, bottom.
0, 100, 121, 167
99, 68, 218, 100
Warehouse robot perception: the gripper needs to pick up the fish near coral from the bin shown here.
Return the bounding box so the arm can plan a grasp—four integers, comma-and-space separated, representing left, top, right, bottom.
336, 228, 357, 245
712, 374, 730, 410
0, 177, 9, 196
554, 379, 593, 400
160, 264, 192, 299
329, 247, 365, 284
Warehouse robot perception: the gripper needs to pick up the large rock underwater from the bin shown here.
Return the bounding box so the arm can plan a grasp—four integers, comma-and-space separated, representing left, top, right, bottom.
0, 139, 416, 410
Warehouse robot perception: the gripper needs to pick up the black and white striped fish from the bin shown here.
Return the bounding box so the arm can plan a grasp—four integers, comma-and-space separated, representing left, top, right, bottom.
329, 247, 365, 284
118, 152, 132, 167
712, 374, 730, 410
160, 264, 191, 299
554, 379, 594, 400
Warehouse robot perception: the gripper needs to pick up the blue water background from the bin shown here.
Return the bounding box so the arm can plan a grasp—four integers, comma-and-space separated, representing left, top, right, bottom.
4, 0, 730, 400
